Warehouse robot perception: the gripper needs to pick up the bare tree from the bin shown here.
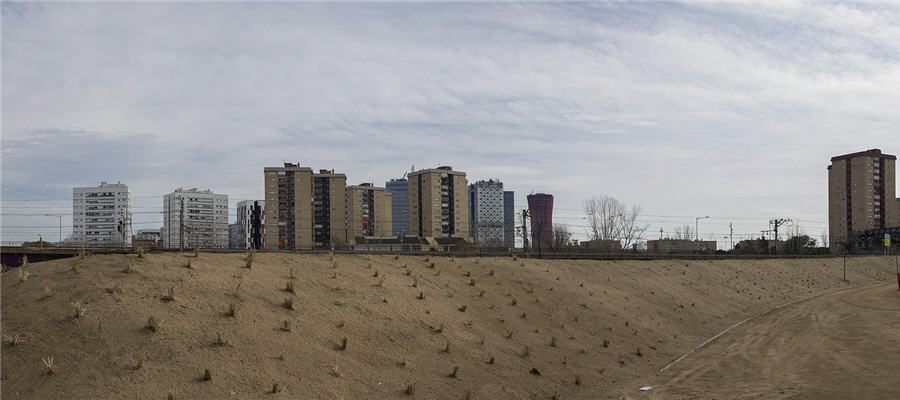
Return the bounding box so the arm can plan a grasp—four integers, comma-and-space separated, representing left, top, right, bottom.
550, 224, 573, 252
673, 225, 694, 240
583, 195, 648, 251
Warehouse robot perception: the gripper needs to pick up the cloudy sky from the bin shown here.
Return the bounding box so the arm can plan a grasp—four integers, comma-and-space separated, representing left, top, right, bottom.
3, 1, 899, 245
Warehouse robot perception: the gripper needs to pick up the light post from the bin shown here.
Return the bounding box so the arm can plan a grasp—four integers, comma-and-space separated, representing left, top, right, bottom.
695, 216, 709, 241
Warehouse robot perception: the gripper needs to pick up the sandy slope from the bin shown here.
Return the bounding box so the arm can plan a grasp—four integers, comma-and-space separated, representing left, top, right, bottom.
1, 253, 896, 399
645, 281, 900, 400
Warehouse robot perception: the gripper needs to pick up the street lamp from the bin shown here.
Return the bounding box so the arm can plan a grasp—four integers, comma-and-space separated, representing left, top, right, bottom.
695, 216, 709, 241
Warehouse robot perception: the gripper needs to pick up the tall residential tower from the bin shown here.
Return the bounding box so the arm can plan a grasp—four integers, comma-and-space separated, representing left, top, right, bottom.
408, 166, 469, 239
72, 181, 132, 247
263, 163, 347, 250
527, 193, 554, 251
468, 179, 505, 247
386, 178, 409, 236
346, 183, 393, 245
827, 149, 897, 248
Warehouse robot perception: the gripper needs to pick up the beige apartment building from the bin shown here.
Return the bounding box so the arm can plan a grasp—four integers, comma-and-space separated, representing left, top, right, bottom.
263, 163, 347, 250
346, 183, 393, 245
827, 149, 897, 248
408, 166, 470, 239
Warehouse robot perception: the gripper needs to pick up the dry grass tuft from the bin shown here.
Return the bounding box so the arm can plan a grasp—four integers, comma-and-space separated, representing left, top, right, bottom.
489, 269, 495, 276
272, 383, 282, 393
511, 296, 518, 306
602, 339, 610, 348
78, 247, 86, 259
3, 334, 24, 347
279, 348, 286, 360
137, 247, 144, 258
635, 347, 643, 357
411, 276, 418, 288
42, 356, 55, 375
227, 302, 238, 317
550, 336, 558, 347
574, 375, 582, 385
504, 329, 513, 339
193, 248, 200, 258
185, 259, 193, 269
214, 332, 229, 347
282, 297, 295, 310
163, 287, 176, 302
72, 301, 87, 318
458, 305, 467, 312
487, 355, 495, 364
522, 346, 530, 358
417, 291, 425, 300
17, 267, 30, 282
135, 352, 146, 370
289, 267, 296, 279
203, 369, 212, 381
338, 337, 347, 351
441, 341, 450, 353
41, 286, 52, 299
449, 366, 459, 379
464, 390, 473, 400
21, 255, 29, 267
405, 381, 417, 395
122, 264, 135, 274
146, 316, 162, 333
281, 319, 292, 332
468, 278, 476, 286
167, 391, 178, 400
285, 281, 295, 293
245, 258, 253, 269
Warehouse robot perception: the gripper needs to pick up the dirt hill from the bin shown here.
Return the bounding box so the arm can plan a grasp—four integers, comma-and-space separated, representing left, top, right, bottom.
1, 253, 896, 399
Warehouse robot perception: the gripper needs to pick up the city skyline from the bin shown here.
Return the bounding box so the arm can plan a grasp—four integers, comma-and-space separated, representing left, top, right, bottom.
3, 2, 900, 245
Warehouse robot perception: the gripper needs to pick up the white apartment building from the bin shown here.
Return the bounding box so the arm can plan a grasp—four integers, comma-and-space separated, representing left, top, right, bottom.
72, 181, 132, 247
468, 179, 505, 247
236, 200, 265, 250
163, 188, 229, 249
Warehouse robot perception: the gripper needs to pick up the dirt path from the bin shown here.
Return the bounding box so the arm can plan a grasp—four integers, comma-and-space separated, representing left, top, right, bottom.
644, 282, 900, 400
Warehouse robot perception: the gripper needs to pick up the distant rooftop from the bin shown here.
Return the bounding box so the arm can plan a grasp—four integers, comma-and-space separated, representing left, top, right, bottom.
830, 148, 896, 162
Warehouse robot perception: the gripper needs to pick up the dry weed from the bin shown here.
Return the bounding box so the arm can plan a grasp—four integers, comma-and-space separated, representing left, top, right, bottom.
289, 267, 296, 280
163, 287, 176, 302
17, 268, 30, 282
405, 382, 417, 395
42, 356, 55, 375
137, 247, 144, 258
449, 366, 459, 379
285, 281, 295, 293
440, 341, 450, 353
3, 334, 24, 346
41, 286, 52, 299
193, 248, 200, 258
417, 291, 425, 300
282, 297, 295, 310
338, 337, 347, 351
272, 383, 282, 393
203, 369, 212, 381
72, 301, 87, 318
146, 316, 162, 333
281, 320, 292, 332
214, 332, 229, 347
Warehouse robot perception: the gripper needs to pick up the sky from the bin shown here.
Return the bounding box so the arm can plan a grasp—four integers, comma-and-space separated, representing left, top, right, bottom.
2, 1, 900, 246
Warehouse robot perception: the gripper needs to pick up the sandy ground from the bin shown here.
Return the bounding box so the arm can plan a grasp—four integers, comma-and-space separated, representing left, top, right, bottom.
645, 281, 900, 400
1, 252, 896, 399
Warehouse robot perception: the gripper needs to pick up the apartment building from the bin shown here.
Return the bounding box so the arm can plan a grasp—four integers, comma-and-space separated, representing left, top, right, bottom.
527, 193, 554, 250
163, 188, 229, 248
386, 178, 409, 236
346, 183, 393, 245
263, 163, 347, 250
827, 149, 897, 248
468, 179, 505, 247
72, 181, 132, 247
236, 200, 265, 250
503, 191, 515, 249
408, 166, 469, 239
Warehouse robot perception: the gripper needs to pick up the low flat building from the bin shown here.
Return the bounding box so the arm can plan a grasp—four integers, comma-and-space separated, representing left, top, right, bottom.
647, 239, 717, 253
352, 236, 428, 252
579, 239, 622, 252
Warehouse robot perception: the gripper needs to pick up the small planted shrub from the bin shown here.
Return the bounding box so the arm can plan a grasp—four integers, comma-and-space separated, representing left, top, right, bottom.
214, 332, 228, 347
281, 320, 292, 332
574, 374, 582, 386
449, 366, 459, 379
245, 258, 253, 269
405, 382, 417, 395
440, 341, 450, 353
487, 356, 495, 364
185, 259, 193, 269
227, 303, 238, 317
123, 264, 134, 274
489, 269, 495, 276
468, 279, 476, 286
282, 297, 295, 311
285, 281, 295, 293
135, 352, 146, 370
72, 301, 87, 318
203, 368, 212, 381
289, 267, 296, 280
511, 296, 518, 306
504, 329, 513, 339
338, 337, 347, 351
21, 255, 29, 267
40, 286, 52, 299
417, 291, 425, 300
272, 383, 282, 393
193, 248, 200, 258
3, 334, 24, 347
521, 346, 530, 358
602, 339, 610, 348
550, 336, 557, 347
279, 348, 286, 360
163, 287, 176, 302
167, 391, 178, 400
17, 268, 30, 282
137, 247, 144, 258
42, 356, 56, 375
146, 316, 162, 333
458, 305, 467, 312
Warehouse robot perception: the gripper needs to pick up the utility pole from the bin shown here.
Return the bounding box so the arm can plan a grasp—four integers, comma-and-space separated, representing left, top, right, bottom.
179, 196, 185, 253
520, 209, 530, 253
771, 218, 791, 255
659, 228, 664, 240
